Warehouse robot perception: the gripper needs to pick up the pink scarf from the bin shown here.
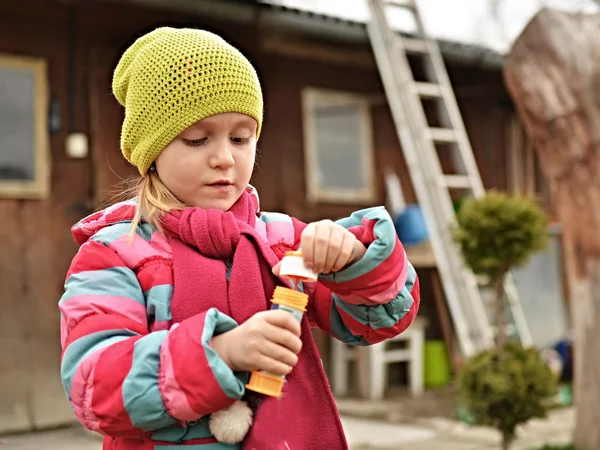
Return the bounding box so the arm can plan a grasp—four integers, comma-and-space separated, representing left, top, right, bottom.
161, 191, 347, 450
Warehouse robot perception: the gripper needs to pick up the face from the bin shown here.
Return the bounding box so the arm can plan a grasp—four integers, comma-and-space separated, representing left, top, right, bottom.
155, 112, 257, 211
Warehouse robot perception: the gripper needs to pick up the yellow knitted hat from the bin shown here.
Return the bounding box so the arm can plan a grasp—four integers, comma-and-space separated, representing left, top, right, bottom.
112, 27, 263, 174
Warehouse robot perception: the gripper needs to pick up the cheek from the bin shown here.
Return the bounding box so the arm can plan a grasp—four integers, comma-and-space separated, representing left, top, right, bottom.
156, 147, 203, 191
237, 148, 256, 180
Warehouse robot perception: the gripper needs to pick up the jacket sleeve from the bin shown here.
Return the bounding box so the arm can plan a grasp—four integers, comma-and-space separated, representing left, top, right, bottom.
292, 207, 420, 346
59, 229, 246, 438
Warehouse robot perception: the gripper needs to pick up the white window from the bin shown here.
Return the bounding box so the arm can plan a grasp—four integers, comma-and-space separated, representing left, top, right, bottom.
0, 53, 50, 199
302, 88, 376, 203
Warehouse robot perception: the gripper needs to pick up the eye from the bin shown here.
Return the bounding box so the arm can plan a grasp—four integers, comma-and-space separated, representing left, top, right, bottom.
183, 137, 207, 146
231, 136, 250, 145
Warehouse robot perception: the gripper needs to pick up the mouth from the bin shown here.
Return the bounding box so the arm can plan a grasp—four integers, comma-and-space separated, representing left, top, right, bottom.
207, 180, 234, 192
207, 180, 233, 187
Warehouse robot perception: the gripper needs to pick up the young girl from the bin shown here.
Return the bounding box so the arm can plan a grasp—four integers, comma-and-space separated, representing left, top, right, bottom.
59, 27, 420, 450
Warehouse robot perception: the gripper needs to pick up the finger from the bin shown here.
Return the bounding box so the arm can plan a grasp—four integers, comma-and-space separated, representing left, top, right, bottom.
312, 222, 332, 273
264, 310, 301, 336
322, 227, 345, 274
300, 223, 316, 269
253, 354, 294, 376
259, 340, 299, 368
263, 322, 303, 354
272, 261, 281, 276
351, 239, 367, 263
331, 233, 355, 272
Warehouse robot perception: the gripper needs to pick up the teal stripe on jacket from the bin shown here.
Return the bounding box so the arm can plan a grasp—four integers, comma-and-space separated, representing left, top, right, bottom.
258, 211, 292, 224
201, 309, 249, 400
328, 302, 370, 346
89, 222, 135, 245
328, 264, 417, 344
146, 284, 173, 323
122, 330, 177, 431
151, 416, 214, 442
333, 264, 417, 329
62, 267, 145, 305
88, 220, 155, 245
61, 330, 136, 398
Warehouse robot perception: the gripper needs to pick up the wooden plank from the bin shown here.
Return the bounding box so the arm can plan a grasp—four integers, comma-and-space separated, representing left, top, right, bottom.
404, 241, 436, 268
23, 199, 79, 428
89, 46, 137, 207
0, 1, 93, 430
0, 200, 33, 433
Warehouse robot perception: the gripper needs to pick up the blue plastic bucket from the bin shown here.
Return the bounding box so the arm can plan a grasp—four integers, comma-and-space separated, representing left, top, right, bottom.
393, 204, 429, 245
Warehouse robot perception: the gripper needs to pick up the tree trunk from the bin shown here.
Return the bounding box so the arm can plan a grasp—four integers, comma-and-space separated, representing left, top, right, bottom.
501, 430, 514, 450
504, 9, 600, 450
494, 274, 507, 350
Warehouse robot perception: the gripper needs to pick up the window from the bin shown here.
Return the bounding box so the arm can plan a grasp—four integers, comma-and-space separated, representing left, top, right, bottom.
0, 53, 50, 199
302, 88, 376, 203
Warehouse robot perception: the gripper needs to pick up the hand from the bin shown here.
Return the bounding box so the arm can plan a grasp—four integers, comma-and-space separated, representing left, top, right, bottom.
211, 310, 302, 376
297, 220, 366, 274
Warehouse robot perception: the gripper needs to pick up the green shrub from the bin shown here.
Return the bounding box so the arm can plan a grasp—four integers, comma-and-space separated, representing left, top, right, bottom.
460, 341, 559, 450
453, 191, 549, 282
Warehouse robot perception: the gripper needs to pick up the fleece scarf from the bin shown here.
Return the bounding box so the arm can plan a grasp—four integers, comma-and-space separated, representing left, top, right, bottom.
161, 190, 347, 450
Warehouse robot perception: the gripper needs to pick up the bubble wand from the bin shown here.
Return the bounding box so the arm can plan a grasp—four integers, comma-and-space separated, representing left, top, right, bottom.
245, 251, 318, 397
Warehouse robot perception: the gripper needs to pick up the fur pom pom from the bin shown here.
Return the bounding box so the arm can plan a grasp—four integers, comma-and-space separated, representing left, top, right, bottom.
209, 400, 253, 444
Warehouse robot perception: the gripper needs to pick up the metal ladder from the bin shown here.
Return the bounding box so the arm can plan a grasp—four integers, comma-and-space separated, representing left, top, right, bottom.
365, 0, 533, 356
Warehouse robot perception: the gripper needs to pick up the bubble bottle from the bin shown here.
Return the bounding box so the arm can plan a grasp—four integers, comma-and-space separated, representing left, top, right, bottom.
245, 251, 318, 397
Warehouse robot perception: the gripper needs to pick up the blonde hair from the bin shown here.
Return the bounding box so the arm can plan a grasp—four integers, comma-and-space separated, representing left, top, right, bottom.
126, 169, 186, 242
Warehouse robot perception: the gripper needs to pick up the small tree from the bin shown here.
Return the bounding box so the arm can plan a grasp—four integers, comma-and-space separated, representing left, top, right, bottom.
453, 191, 557, 450
453, 191, 549, 348
459, 342, 559, 450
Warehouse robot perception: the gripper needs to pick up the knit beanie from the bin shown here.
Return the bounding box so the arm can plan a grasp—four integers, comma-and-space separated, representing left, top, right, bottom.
112, 27, 263, 174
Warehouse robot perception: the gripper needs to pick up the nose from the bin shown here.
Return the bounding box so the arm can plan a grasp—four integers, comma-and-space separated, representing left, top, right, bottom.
208, 139, 235, 170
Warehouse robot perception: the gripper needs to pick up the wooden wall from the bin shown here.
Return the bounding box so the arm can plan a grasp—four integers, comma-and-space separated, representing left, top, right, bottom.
254, 30, 521, 221
0, 0, 523, 433
0, 0, 92, 432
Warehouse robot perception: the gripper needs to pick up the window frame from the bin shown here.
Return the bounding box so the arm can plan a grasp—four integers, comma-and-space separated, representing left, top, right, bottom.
0, 53, 50, 200
302, 87, 376, 204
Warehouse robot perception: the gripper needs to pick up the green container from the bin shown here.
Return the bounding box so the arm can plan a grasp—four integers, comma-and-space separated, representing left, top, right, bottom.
424, 340, 451, 388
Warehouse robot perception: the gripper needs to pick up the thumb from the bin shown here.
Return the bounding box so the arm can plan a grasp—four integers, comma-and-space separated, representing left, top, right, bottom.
272, 261, 281, 276
351, 238, 367, 263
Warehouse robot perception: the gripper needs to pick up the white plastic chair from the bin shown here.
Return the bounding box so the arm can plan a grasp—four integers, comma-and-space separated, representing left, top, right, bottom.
331, 317, 426, 399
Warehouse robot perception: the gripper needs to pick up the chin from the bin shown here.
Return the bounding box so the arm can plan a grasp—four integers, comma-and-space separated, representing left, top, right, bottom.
194, 197, 236, 211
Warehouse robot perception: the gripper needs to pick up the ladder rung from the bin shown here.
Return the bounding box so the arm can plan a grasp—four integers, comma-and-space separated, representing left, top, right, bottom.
385, 0, 416, 9
414, 82, 443, 98
426, 127, 458, 143
441, 175, 472, 189
383, 349, 412, 363
399, 37, 428, 54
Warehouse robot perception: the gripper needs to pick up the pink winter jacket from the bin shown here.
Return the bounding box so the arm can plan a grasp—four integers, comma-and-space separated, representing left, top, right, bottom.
59, 188, 420, 449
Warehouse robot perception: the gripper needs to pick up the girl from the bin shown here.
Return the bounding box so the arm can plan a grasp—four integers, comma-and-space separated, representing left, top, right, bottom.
59, 27, 420, 450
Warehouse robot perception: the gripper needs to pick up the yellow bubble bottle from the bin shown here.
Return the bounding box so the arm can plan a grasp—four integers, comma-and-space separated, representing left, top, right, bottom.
245, 251, 317, 398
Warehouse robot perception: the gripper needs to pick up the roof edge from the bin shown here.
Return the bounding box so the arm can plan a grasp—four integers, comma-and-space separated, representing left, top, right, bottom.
123, 0, 505, 70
